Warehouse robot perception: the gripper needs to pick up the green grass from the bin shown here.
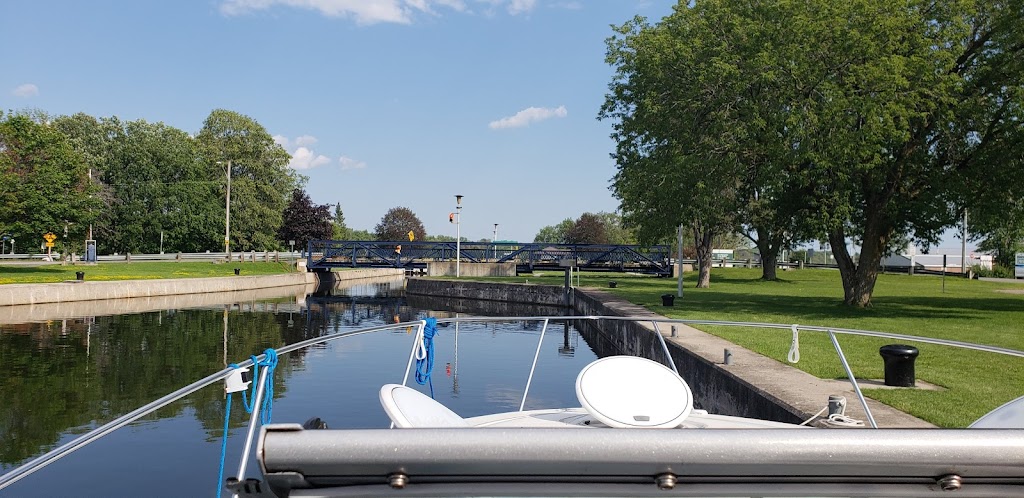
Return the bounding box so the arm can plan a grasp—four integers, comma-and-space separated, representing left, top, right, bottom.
463, 269, 1024, 427
0, 261, 296, 284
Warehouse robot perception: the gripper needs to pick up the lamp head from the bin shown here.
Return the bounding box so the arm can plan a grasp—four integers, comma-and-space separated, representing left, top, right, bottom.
455, 194, 463, 205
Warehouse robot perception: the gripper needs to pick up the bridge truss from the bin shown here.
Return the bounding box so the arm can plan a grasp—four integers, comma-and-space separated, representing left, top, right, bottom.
306, 240, 672, 276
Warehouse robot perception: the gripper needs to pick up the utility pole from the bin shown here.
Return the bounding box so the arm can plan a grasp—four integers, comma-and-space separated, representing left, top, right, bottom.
224, 159, 232, 261
961, 209, 968, 274
493, 223, 498, 260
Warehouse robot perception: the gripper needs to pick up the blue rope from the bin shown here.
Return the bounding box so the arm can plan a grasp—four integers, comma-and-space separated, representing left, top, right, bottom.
242, 349, 279, 424
216, 364, 239, 498
217, 350, 278, 497
415, 318, 438, 398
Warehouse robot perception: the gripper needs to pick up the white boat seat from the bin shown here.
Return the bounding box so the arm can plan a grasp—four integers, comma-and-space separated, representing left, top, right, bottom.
575, 355, 694, 428
970, 394, 1024, 428
379, 384, 469, 428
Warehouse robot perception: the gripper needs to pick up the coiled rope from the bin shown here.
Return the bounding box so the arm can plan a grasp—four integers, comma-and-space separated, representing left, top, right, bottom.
415, 318, 438, 398
216, 349, 279, 498
787, 324, 800, 363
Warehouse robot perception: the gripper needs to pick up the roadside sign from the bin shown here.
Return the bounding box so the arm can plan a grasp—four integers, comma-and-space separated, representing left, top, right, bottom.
43, 232, 57, 243
45, 242, 54, 248
1015, 253, 1024, 279
408, 231, 415, 241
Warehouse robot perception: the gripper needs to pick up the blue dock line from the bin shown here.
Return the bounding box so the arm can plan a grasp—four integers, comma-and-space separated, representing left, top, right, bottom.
415, 318, 438, 398
217, 349, 279, 498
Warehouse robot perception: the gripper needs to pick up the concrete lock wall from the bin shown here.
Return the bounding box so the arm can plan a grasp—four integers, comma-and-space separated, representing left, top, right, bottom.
426, 262, 517, 277
0, 268, 404, 307
406, 278, 567, 306
571, 289, 805, 423
405, 279, 931, 427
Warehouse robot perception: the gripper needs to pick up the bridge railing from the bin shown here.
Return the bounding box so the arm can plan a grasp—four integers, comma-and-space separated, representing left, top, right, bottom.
305, 240, 672, 275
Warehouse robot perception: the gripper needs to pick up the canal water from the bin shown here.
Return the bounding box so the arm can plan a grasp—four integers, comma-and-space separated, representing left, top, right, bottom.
0, 277, 598, 497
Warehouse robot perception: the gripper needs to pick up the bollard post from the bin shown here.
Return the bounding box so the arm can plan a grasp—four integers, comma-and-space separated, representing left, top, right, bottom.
670, 326, 677, 338
661, 294, 675, 306
879, 345, 919, 387
724, 349, 733, 365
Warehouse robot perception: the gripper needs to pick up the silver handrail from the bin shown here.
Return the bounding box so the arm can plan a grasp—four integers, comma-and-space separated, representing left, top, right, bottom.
827, 330, 878, 428
519, 318, 550, 411
3, 314, 1022, 493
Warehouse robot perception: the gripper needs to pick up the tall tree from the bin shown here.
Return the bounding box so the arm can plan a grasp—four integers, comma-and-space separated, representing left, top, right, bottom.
0, 112, 98, 254
566, 213, 610, 244
603, 0, 1024, 302
533, 218, 575, 244
195, 109, 302, 251
374, 206, 426, 241
332, 202, 350, 240
279, 189, 333, 251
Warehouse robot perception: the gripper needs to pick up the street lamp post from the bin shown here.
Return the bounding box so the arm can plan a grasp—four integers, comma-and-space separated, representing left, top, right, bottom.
455, 195, 463, 277
493, 223, 498, 260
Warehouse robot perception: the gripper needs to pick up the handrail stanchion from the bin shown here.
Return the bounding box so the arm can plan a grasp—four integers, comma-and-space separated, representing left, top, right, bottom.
233, 364, 271, 492
828, 330, 878, 429
651, 320, 679, 375
519, 318, 550, 412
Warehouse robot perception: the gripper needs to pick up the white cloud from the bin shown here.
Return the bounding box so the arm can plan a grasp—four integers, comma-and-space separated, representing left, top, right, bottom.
273, 134, 291, 148
294, 135, 318, 147
289, 147, 332, 170
12, 83, 39, 98
507, 0, 536, 15
488, 105, 567, 130
339, 156, 367, 170
220, 0, 468, 24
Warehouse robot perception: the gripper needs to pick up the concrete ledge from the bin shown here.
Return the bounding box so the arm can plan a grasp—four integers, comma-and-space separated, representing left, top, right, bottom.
406, 278, 932, 428
573, 288, 934, 428
0, 268, 404, 307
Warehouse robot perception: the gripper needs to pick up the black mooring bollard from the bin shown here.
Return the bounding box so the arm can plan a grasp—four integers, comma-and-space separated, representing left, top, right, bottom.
76, 271, 85, 281
609, 281, 617, 288
234, 268, 241, 275
661, 294, 675, 307
879, 344, 919, 387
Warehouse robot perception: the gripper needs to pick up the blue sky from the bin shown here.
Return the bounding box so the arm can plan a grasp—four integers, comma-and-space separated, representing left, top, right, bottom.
1, 0, 676, 244
1, 0, 971, 252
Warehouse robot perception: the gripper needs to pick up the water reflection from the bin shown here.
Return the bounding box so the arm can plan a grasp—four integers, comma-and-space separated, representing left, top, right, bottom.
0, 276, 597, 498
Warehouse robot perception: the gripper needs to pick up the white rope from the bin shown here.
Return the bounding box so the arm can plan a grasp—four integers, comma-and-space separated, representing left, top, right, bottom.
824, 414, 865, 427
798, 406, 828, 426
414, 335, 427, 360
787, 324, 800, 363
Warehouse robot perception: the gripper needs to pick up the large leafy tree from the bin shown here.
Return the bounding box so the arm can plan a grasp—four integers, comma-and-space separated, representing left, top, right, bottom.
533, 218, 575, 244
374, 206, 426, 241
332, 202, 351, 240
603, 0, 1024, 303
566, 213, 610, 244
0, 112, 98, 254
195, 109, 301, 251
279, 189, 333, 251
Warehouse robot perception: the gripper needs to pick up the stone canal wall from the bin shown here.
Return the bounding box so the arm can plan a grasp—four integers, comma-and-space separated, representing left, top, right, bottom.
406, 278, 932, 428
406, 278, 567, 306
0, 268, 403, 307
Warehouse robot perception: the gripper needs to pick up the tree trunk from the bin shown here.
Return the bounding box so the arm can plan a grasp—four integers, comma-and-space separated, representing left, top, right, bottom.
751, 227, 781, 281
760, 250, 778, 280
693, 222, 714, 288
829, 223, 886, 308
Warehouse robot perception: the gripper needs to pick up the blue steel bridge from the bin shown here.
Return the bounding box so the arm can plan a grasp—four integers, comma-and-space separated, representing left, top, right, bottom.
305, 240, 673, 276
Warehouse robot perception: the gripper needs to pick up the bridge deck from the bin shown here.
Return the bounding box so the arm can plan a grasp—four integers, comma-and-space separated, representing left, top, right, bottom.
306, 241, 672, 276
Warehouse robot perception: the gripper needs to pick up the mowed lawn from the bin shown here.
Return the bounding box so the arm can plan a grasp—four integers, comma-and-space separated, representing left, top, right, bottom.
467, 268, 1024, 427
0, 261, 296, 284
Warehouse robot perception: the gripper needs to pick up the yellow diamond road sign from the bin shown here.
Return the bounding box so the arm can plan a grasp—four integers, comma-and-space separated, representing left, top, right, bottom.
43, 232, 57, 243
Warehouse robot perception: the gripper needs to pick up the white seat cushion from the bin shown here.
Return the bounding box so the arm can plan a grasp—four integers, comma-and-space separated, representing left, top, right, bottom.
379, 384, 469, 428
575, 356, 693, 428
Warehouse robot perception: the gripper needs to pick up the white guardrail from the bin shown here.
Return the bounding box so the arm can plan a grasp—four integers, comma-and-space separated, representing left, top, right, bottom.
0, 251, 304, 262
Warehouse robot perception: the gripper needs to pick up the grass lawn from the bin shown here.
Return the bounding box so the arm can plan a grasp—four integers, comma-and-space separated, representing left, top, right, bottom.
0, 261, 296, 284
462, 269, 1024, 427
